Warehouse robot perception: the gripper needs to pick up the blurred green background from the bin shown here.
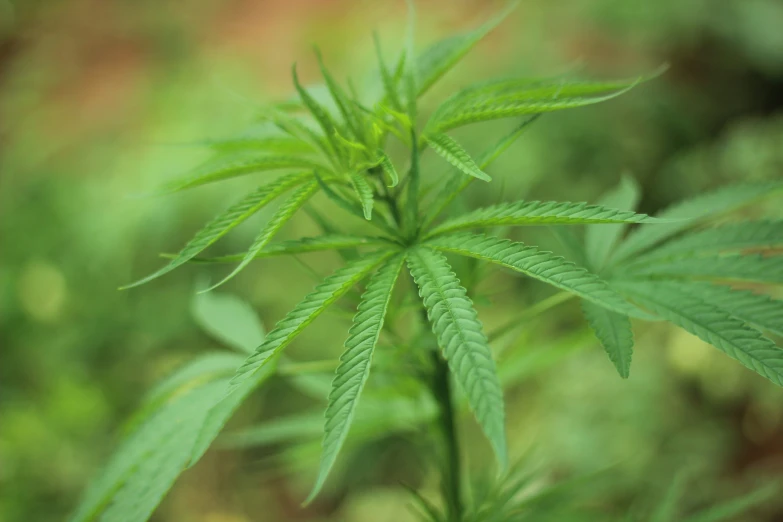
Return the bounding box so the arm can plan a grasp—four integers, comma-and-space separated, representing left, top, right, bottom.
2, 0, 783, 520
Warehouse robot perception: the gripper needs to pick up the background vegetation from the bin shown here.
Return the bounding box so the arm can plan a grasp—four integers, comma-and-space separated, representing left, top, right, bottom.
2, 0, 783, 520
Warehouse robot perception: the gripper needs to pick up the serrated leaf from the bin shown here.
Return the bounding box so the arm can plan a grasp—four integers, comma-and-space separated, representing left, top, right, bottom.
616, 281, 783, 386
425, 133, 491, 182
626, 220, 783, 267
665, 282, 783, 337
226, 251, 394, 394
292, 64, 343, 159
262, 108, 333, 159
377, 150, 399, 187
314, 47, 363, 140
618, 253, 783, 284
162, 153, 322, 192
582, 301, 634, 378
429, 200, 658, 237
349, 173, 374, 220
183, 235, 393, 263
610, 181, 783, 265
122, 172, 310, 289
424, 116, 540, 228
191, 290, 265, 352
427, 233, 648, 319
415, 2, 516, 97
205, 180, 319, 290
585, 175, 640, 271
427, 76, 645, 132
307, 255, 404, 503
406, 247, 507, 467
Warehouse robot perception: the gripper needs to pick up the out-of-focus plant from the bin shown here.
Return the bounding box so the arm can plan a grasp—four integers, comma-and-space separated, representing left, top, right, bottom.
70, 2, 783, 521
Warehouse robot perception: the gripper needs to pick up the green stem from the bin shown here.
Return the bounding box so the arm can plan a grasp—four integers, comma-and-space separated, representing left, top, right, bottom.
431, 349, 462, 521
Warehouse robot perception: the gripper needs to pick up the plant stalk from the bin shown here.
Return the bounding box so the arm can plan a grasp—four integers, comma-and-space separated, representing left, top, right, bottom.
430, 348, 463, 521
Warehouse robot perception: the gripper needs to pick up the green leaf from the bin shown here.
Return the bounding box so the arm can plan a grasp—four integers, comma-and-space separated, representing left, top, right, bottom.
618, 253, 783, 284
143, 353, 245, 405
373, 32, 403, 111
122, 172, 310, 289
314, 47, 362, 140
427, 233, 649, 319
227, 251, 394, 394
616, 280, 783, 386
425, 133, 491, 182
582, 301, 634, 378
292, 64, 342, 159
427, 76, 645, 132
377, 150, 399, 187
218, 412, 324, 449
262, 107, 333, 159
349, 173, 375, 220
415, 2, 517, 97
406, 247, 507, 467
665, 282, 783, 337
307, 255, 404, 503
182, 235, 393, 263
204, 180, 319, 290
424, 116, 540, 228
585, 175, 640, 271
191, 290, 265, 353
162, 153, 322, 192
626, 220, 783, 267
610, 181, 783, 265
429, 200, 658, 237
207, 134, 314, 155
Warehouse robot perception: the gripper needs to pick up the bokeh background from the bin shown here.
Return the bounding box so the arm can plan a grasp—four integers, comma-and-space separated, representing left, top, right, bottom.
2, 0, 783, 520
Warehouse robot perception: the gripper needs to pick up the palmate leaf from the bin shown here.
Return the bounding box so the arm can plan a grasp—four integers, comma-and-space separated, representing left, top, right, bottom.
414, 2, 517, 97
349, 173, 374, 220
616, 281, 783, 386
307, 254, 404, 502
626, 220, 783, 267
406, 247, 507, 468
581, 301, 634, 378
122, 172, 310, 289
610, 181, 783, 265
205, 180, 319, 290
427, 76, 645, 132
162, 153, 323, 192
426, 233, 648, 318
226, 251, 395, 395
618, 253, 783, 284
429, 200, 658, 237
183, 235, 392, 263
667, 282, 783, 337
584, 175, 641, 271
425, 133, 491, 182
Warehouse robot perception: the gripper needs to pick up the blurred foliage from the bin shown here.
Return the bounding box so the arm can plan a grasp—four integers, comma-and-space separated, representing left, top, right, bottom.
1, 0, 783, 521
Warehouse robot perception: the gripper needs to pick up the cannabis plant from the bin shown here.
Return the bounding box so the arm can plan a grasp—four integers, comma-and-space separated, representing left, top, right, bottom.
72, 4, 783, 522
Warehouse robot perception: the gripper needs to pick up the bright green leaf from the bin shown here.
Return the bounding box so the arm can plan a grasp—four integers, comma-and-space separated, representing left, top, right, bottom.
582, 301, 634, 378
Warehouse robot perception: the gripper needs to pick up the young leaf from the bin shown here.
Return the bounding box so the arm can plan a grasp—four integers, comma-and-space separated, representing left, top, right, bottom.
350, 173, 375, 220
427, 233, 649, 319
582, 301, 634, 378
307, 255, 404, 502
429, 200, 658, 237
377, 150, 399, 187
415, 2, 517, 97
618, 253, 783, 284
425, 133, 491, 182
122, 172, 310, 289
227, 251, 395, 394
191, 290, 266, 353
314, 47, 362, 140
625, 220, 783, 267
292, 64, 342, 159
373, 32, 403, 110
610, 181, 783, 265
162, 153, 322, 192
584, 175, 640, 271
664, 282, 783, 337
424, 115, 540, 227
183, 235, 392, 263
205, 180, 319, 290
616, 281, 783, 386
427, 76, 645, 132
406, 247, 507, 468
